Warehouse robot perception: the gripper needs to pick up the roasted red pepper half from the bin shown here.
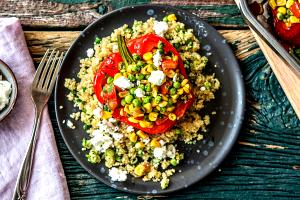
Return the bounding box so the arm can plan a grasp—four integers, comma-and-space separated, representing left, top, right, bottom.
94, 34, 195, 134
290, 2, 300, 18
271, 8, 300, 47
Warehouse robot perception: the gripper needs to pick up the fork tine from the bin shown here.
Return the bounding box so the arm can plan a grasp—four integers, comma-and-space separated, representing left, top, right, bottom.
43, 50, 60, 90
32, 49, 50, 87
37, 49, 56, 89
47, 52, 64, 93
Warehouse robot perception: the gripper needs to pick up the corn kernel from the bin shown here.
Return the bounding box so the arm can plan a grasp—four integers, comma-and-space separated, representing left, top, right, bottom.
146, 65, 153, 73
102, 111, 112, 120
268, 0, 277, 9
120, 108, 124, 116
159, 101, 168, 107
150, 138, 161, 147
167, 14, 177, 21
137, 130, 148, 139
147, 60, 153, 64
135, 142, 145, 149
149, 112, 158, 121
153, 86, 158, 97
168, 113, 177, 121
167, 106, 175, 112
156, 106, 161, 111
143, 52, 153, 61
124, 105, 130, 113
290, 16, 300, 23
143, 103, 152, 113
181, 79, 189, 87
139, 121, 153, 128
286, 0, 294, 8
129, 104, 134, 113
134, 163, 150, 177
128, 117, 139, 123
114, 73, 122, 80
141, 80, 148, 84
162, 95, 168, 101
173, 55, 178, 61
141, 67, 148, 75
177, 88, 184, 95
129, 132, 138, 142
183, 84, 190, 93
171, 94, 179, 100
277, 6, 287, 15
118, 91, 127, 98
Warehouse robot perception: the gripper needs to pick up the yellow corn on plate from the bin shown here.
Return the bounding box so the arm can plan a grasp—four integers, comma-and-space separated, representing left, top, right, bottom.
149, 112, 158, 121
277, 0, 287, 6
118, 91, 127, 98
120, 108, 124, 116
177, 88, 184, 95
141, 80, 148, 84
167, 106, 175, 112
141, 67, 147, 75
150, 138, 161, 147
181, 79, 188, 87
143, 103, 152, 113
129, 104, 135, 113
277, 6, 287, 15
171, 94, 179, 100
168, 113, 177, 121
129, 132, 138, 142
183, 84, 190, 93
139, 120, 153, 128
135, 142, 145, 149
137, 130, 148, 139
269, 0, 277, 9
167, 14, 177, 21
159, 101, 168, 107
128, 117, 139, 123
124, 105, 130, 113
102, 111, 112, 120
166, 70, 175, 78
143, 52, 153, 61
114, 73, 122, 80
173, 55, 178, 61
134, 164, 146, 177
286, 0, 293, 8
290, 16, 300, 23
146, 65, 153, 73
162, 95, 168, 101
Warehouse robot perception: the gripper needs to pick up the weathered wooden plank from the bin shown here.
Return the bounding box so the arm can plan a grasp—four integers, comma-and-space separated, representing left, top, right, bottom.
0, 0, 245, 29
25, 31, 300, 199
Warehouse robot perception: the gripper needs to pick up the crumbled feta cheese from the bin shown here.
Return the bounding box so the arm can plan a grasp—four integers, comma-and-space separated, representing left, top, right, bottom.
87, 48, 94, 58
143, 138, 150, 145
153, 146, 167, 160
93, 107, 103, 118
109, 118, 117, 123
114, 76, 134, 90
173, 73, 178, 82
159, 140, 165, 146
0, 76, 12, 111
111, 132, 123, 141
166, 145, 176, 158
200, 86, 206, 91
153, 21, 169, 37
62, 120, 66, 124
126, 126, 134, 133
148, 70, 166, 86
59, 105, 63, 109
90, 129, 113, 153
108, 167, 127, 182
136, 80, 141, 86
153, 50, 162, 67
66, 120, 75, 129
134, 88, 145, 98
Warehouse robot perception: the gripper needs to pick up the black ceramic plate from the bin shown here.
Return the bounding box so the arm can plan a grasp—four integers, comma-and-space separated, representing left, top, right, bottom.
55, 4, 245, 194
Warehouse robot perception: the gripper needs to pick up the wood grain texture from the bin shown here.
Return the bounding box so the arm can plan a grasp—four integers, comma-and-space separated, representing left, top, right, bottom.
0, 0, 246, 29
251, 30, 300, 120
24, 31, 300, 199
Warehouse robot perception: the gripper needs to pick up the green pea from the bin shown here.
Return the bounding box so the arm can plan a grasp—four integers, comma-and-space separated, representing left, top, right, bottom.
121, 99, 127, 106
137, 61, 144, 67
105, 149, 115, 157
158, 41, 164, 49
143, 96, 152, 104
277, 12, 284, 20
125, 95, 134, 103
163, 16, 168, 22
129, 88, 136, 95
175, 129, 182, 135
168, 99, 173, 106
173, 81, 181, 89
138, 84, 145, 90
94, 37, 101, 44
133, 54, 141, 61
128, 74, 136, 82
155, 96, 162, 103
204, 81, 211, 89
145, 84, 151, 92
175, 25, 181, 32
132, 99, 142, 107
160, 107, 166, 113
136, 74, 145, 80
170, 158, 178, 166
169, 87, 177, 95
107, 76, 114, 84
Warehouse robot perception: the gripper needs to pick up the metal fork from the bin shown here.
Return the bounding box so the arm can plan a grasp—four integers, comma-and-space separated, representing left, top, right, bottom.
12, 49, 64, 200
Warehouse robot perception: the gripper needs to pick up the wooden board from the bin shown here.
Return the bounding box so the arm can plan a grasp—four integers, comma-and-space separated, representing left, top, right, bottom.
0, 0, 246, 29
24, 30, 300, 199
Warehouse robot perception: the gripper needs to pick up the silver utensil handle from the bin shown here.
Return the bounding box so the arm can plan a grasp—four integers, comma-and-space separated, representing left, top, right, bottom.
12, 108, 42, 200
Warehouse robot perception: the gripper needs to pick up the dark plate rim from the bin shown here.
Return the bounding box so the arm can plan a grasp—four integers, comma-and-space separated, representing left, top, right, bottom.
55, 4, 245, 195
0, 59, 18, 122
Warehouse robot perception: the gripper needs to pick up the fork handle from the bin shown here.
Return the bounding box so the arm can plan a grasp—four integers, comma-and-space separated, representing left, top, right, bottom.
12, 108, 42, 200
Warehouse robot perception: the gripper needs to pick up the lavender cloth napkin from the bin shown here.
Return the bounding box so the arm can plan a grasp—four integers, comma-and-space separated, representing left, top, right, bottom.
0, 18, 70, 200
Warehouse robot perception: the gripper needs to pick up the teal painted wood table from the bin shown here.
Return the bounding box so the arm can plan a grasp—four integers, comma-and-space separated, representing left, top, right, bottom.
1, 0, 300, 199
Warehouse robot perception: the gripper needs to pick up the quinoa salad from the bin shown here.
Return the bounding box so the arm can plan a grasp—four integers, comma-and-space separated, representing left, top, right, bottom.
64, 14, 220, 189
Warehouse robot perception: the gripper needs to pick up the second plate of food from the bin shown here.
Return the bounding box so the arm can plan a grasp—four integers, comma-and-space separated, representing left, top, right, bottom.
55, 4, 245, 194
